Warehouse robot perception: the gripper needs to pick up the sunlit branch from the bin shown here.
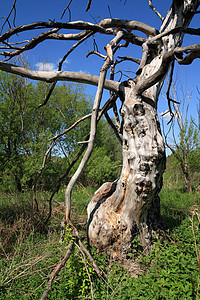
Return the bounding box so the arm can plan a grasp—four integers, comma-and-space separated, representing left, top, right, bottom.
148, 0, 164, 21
148, 27, 200, 46
174, 44, 200, 64
0, 18, 158, 49
0, 20, 114, 42
136, 41, 149, 75
0, 28, 59, 59
136, 52, 172, 94
99, 18, 159, 36
64, 30, 125, 222
0, 61, 120, 92
136, 43, 200, 94
46, 30, 91, 40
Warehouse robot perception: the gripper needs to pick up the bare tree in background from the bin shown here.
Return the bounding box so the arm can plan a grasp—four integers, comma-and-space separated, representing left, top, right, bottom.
164, 85, 200, 193
1, 0, 200, 257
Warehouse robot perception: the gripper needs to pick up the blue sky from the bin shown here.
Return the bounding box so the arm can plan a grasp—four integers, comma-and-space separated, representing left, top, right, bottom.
1, 0, 200, 152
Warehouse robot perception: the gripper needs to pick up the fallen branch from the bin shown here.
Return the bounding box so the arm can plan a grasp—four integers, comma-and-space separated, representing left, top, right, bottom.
40, 241, 74, 300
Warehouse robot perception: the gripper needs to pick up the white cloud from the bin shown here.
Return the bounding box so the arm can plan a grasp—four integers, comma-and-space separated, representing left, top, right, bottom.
35, 62, 57, 71
78, 70, 90, 74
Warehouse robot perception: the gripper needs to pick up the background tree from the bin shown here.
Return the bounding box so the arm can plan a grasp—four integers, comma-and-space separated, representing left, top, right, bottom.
0, 1, 200, 257
164, 85, 200, 193
0, 70, 92, 191
82, 118, 122, 186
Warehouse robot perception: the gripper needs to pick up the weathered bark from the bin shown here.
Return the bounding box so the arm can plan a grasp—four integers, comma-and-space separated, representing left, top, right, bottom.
87, 1, 199, 257
87, 83, 166, 257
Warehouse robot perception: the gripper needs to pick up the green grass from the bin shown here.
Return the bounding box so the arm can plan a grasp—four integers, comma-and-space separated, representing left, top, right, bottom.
0, 180, 200, 299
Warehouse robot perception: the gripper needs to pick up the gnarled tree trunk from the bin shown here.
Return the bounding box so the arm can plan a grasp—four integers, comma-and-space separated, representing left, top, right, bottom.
87, 1, 199, 257
87, 82, 165, 257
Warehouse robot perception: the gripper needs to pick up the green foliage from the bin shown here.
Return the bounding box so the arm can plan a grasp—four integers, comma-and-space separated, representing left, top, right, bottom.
81, 118, 122, 186
175, 118, 200, 175
84, 146, 120, 185
0, 71, 92, 192
0, 70, 122, 193
166, 108, 200, 192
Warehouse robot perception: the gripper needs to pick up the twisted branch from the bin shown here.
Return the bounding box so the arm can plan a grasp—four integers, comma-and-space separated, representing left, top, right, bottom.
65, 30, 125, 222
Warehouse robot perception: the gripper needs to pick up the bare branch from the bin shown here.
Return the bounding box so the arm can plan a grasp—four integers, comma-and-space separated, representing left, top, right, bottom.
65, 30, 125, 222
41, 93, 118, 226
0, 62, 120, 92
45, 139, 90, 225
86, 51, 106, 60
58, 31, 93, 66
148, 27, 200, 46
0, 20, 114, 42
37, 82, 57, 109
64, 60, 111, 221
118, 56, 141, 65
0, 28, 59, 59
174, 44, 200, 64
125, 32, 146, 46
136, 43, 200, 94
47, 30, 92, 40
112, 102, 121, 130
1, 0, 17, 33
0, 18, 152, 60
99, 18, 159, 36
86, 0, 92, 12
38, 30, 93, 108
166, 61, 175, 120
40, 241, 74, 300
136, 41, 149, 75
104, 111, 122, 145
61, 0, 73, 19
50, 113, 92, 141
148, 0, 164, 21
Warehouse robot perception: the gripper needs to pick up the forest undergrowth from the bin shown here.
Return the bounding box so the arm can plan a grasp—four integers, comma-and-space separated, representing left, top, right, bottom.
0, 174, 200, 299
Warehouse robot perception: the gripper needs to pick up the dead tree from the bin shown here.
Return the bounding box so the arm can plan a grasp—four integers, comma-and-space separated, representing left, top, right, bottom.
164, 86, 193, 193
1, 0, 200, 257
